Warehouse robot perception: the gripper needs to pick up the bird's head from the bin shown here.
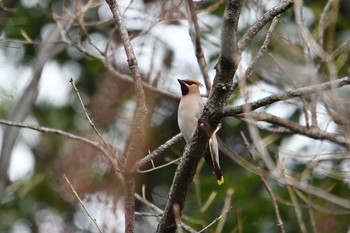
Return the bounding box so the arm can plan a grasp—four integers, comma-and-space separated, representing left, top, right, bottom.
177, 79, 203, 96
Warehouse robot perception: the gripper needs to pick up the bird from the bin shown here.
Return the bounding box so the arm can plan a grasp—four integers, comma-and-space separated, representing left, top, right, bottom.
177, 79, 224, 185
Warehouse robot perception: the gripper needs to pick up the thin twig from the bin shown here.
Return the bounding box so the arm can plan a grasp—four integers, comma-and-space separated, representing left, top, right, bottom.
215, 188, 235, 233
63, 174, 104, 233
316, 0, 333, 47
308, 207, 318, 233
242, 16, 280, 79
238, 0, 294, 53
241, 132, 285, 233
200, 191, 217, 213
221, 137, 350, 210
198, 206, 232, 233
185, 0, 212, 92
69, 78, 115, 157
138, 157, 182, 173
287, 186, 307, 233
294, 0, 328, 60
0, 119, 111, 159
136, 133, 183, 169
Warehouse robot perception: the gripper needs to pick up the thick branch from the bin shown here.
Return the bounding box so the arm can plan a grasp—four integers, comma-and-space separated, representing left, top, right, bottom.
156, 1, 244, 232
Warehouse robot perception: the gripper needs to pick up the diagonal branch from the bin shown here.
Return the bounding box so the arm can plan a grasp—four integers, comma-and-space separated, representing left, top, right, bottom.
238, 0, 294, 53
156, 1, 244, 232
185, 0, 212, 92
136, 133, 183, 169
242, 112, 349, 148
241, 132, 285, 233
0, 119, 113, 162
220, 75, 350, 118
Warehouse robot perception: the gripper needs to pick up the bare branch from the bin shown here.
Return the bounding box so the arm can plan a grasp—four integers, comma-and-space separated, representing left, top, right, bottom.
241, 132, 285, 233
0, 119, 113, 161
185, 0, 212, 92
138, 157, 182, 173
221, 137, 350, 210
156, 1, 244, 232
198, 206, 232, 233
234, 15, 280, 98
316, 0, 333, 47
105, 0, 147, 168
242, 112, 349, 148
63, 174, 104, 233
136, 133, 183, 169
238, 0, 294, 53
105, 1, 148, 232
69, 78, 116, 159
287, 186, 307, 233
221, 75, 350, 118
215, 188, 234, 233
242, 16, 280, 79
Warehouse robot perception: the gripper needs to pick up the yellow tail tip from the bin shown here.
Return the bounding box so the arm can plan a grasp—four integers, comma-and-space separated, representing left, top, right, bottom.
217, 176, 224, 185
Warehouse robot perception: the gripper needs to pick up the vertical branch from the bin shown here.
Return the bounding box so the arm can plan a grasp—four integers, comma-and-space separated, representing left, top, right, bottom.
185, 0, 212, 92
105, 1, 147, 233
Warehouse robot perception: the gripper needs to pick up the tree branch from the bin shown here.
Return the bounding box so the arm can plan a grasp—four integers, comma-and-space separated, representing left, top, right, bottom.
104, 2, 148, 232
242, 112, 349, 148
241, 132, 285, 233
0, 119, 113, 162
136, 133, 183, 169
185, 0, 212, 92
220, 75, 350, 118
238, 0, 294, 53
156, 1, 244, 232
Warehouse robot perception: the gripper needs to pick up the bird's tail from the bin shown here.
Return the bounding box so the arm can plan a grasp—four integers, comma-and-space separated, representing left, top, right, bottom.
204, 141, 224, 185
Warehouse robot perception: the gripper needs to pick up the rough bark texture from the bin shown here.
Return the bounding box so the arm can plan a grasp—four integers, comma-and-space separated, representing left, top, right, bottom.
156, 1, 244, 232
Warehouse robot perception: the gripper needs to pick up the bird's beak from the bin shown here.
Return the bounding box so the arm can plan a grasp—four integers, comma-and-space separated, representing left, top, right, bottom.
177, 79, 185, 86
177, 79, 188, 96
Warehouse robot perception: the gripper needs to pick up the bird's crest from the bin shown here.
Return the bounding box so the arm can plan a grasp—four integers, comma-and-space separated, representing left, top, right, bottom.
182, 79, 203, 87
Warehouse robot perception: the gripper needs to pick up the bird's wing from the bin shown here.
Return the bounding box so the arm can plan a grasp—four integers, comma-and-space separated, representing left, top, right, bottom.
195, 101, 204, 119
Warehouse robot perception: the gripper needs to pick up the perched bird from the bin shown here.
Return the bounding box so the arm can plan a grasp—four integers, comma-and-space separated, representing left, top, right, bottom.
177, 79, 224, 185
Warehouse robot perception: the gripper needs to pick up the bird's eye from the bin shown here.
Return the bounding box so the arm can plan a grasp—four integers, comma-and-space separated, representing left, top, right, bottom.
187, 81, 194, 85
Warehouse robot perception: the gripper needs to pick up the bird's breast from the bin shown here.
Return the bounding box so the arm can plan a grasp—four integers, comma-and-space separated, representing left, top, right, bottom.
177, 96, 203, 142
